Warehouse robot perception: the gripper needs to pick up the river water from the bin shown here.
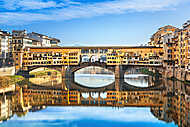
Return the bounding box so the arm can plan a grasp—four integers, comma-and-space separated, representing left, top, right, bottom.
0, 73, 189, 127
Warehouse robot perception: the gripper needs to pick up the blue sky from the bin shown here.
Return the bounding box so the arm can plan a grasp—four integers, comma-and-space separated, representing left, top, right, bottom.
0, 0, 190, 46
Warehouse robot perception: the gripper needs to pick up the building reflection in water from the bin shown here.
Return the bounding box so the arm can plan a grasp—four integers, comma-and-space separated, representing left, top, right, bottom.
0, 95, 12, 122
0, 75, 189, 127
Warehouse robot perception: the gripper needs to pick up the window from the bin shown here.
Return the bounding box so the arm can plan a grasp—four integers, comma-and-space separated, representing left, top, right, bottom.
168, 49, 172, 53
18, 40, 21, 43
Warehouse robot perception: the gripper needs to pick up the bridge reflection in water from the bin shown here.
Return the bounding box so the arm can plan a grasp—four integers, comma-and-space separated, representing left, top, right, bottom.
0, 75, 190, 127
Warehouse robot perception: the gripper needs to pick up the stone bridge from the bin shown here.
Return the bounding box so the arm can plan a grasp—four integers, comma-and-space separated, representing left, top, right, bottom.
15, 46, 164, 78
18, 61, 162, 81
65, 62, 124, 79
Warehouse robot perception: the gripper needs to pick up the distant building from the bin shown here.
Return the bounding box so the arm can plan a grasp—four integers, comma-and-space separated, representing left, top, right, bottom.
0, 30, 12, 66
28, 32, 60, 47
11, 30, 60, 70
162, 32, 176, 69
148, 25, 178, 47
175, 21, 190, 71
49, 38, 60, 47
12, 30, 38, 70
151, 20, 190, 78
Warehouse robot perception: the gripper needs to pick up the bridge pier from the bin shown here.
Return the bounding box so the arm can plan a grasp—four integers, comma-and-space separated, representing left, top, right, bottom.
114, 65, 125, 91
16, 69, 30, 78
61, 66, 66, 78
115, 65, 124, 79
65, 66, 75, 79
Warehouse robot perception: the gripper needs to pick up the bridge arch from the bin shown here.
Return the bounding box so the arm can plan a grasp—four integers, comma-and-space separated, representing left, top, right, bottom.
100, 55, 107, 63
81, 55, 90, 63
91, 92, 99, 99
90, 55, 99, 63
67, 62, 115, 74
81, 93, 89, 98
27, 66, 64, 75
100, 92, 107, 98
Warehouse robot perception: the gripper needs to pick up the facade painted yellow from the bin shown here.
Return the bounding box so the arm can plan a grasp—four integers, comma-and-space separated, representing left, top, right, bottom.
17, 46, 163, 71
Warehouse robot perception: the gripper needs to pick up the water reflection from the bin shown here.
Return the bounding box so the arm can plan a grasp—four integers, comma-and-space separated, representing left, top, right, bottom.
0, 95, 13, 121
0, 74, 189, 127
124, 74, 149, 87
2, 107, 178, 127
29, 69, 62, 87
75, 74, 115, 88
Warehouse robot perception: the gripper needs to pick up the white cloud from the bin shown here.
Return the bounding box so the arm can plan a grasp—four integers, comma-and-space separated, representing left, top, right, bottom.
0, 0, 79, 10
1, 0, 19, 10
0, 12, 52, 25
63, 0, 81, 5
18, 0, 58, 10
0, 0, 64, 10
0, 0, 188, 25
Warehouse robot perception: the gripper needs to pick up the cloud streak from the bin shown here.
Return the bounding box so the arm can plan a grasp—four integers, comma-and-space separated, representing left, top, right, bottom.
0, 0, 187, 25
18, 0, 59, 10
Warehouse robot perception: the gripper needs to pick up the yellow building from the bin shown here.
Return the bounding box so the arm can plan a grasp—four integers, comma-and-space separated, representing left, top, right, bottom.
18, 46, 164, 72
148, 25, 178, 47
162, 20, 190, 72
